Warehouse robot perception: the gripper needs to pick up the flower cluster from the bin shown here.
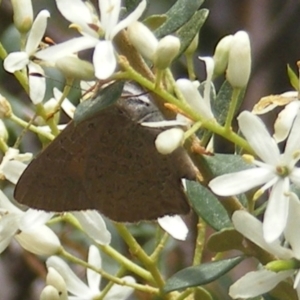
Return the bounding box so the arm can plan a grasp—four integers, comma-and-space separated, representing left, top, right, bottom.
3, 0, 300, 299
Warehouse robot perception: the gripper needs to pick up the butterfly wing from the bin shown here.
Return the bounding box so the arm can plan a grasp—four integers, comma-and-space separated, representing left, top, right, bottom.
15, 93, 196, 222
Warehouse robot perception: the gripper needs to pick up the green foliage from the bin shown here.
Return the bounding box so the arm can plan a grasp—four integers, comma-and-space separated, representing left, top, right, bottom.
186, 180, 231, 231
155, 0, 204, 38
163, 256, 244, 292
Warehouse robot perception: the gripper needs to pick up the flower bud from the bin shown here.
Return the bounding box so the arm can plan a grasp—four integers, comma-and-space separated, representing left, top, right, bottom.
213, 35, 233, 77
153, 35, 181, 69
40, 286, 60, 300
11, 0, 33, 33
16, 226, 61, 256
127, 21, 158, 60
155, 128, 184, 154
226, 31, 251, 89
55, 57, 95, 81
0, 95, 12, 119
45, 267, 68, 300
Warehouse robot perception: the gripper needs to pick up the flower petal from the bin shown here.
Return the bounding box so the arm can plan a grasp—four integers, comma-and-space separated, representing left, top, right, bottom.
110, 0, 147, 39
72, 210, 111, 245
87, 245, 102, 293
2, 160, 27, 184
3, 52, 29, 73
93, 40, 116, 79
229, 269, 293, 298
55, 0, 96, 36
28, 62, 46, 104
35, 37, 98, 61
19, 209, 54, 231
198, 56, 214, 109
158, 215, 188, 241
263, 178, 290, 243
238, 111, 280, 165
232, 211, 293, 259
209, 167, 274, 196
284, 193, 300, 259
99, 0, 121, 37
26, 10, 50, 55
284, 106, 300, 162
290, 167, 300, 185
105, 276, 136, 300
47, 256, 94, 297
0, 214, 19, 253
176, 78, 213, 120
273, 101, 300, 143
0, 190, 22, 213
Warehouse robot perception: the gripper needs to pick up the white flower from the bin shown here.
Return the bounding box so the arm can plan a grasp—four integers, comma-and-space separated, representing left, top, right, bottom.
209, 110, 300, 243
230, 194, 300, 299
47, 245, 136, 300
4, 10, 50, 73
0, 148, 32, 184
36, 0, 147, 79
4, 10, 49, 104
0, 190, 60, 255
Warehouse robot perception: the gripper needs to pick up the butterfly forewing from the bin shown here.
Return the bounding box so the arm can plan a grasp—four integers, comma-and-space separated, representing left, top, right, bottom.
14, 85, 196, 222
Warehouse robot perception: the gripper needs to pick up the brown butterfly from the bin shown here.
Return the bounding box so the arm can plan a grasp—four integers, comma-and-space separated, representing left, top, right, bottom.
14, 82, 196, 222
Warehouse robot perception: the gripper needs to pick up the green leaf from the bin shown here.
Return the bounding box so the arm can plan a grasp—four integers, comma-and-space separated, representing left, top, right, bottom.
163, 256, 244, 293
204, 153, 253, 177
186, 180, 231, 230
176, 9, 208, 58
155, 0, 204, 38
212, 80, 246, 126
207, 229, 244, 252
74, 81, 125, 125
287, 64, 299, 91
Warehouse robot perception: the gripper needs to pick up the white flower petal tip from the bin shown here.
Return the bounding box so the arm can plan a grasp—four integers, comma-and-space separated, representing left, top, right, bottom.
155, 128, 184, 155
158, 215, 188, 240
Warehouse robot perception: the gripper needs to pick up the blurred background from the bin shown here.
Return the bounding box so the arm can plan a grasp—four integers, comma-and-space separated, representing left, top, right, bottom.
1, 0, 300, 299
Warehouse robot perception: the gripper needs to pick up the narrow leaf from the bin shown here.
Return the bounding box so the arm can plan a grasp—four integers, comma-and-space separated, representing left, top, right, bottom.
164, 256, 244, 293
155, 0, 204, 38
176, 9, 208, 58
186, 180, 231, 231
